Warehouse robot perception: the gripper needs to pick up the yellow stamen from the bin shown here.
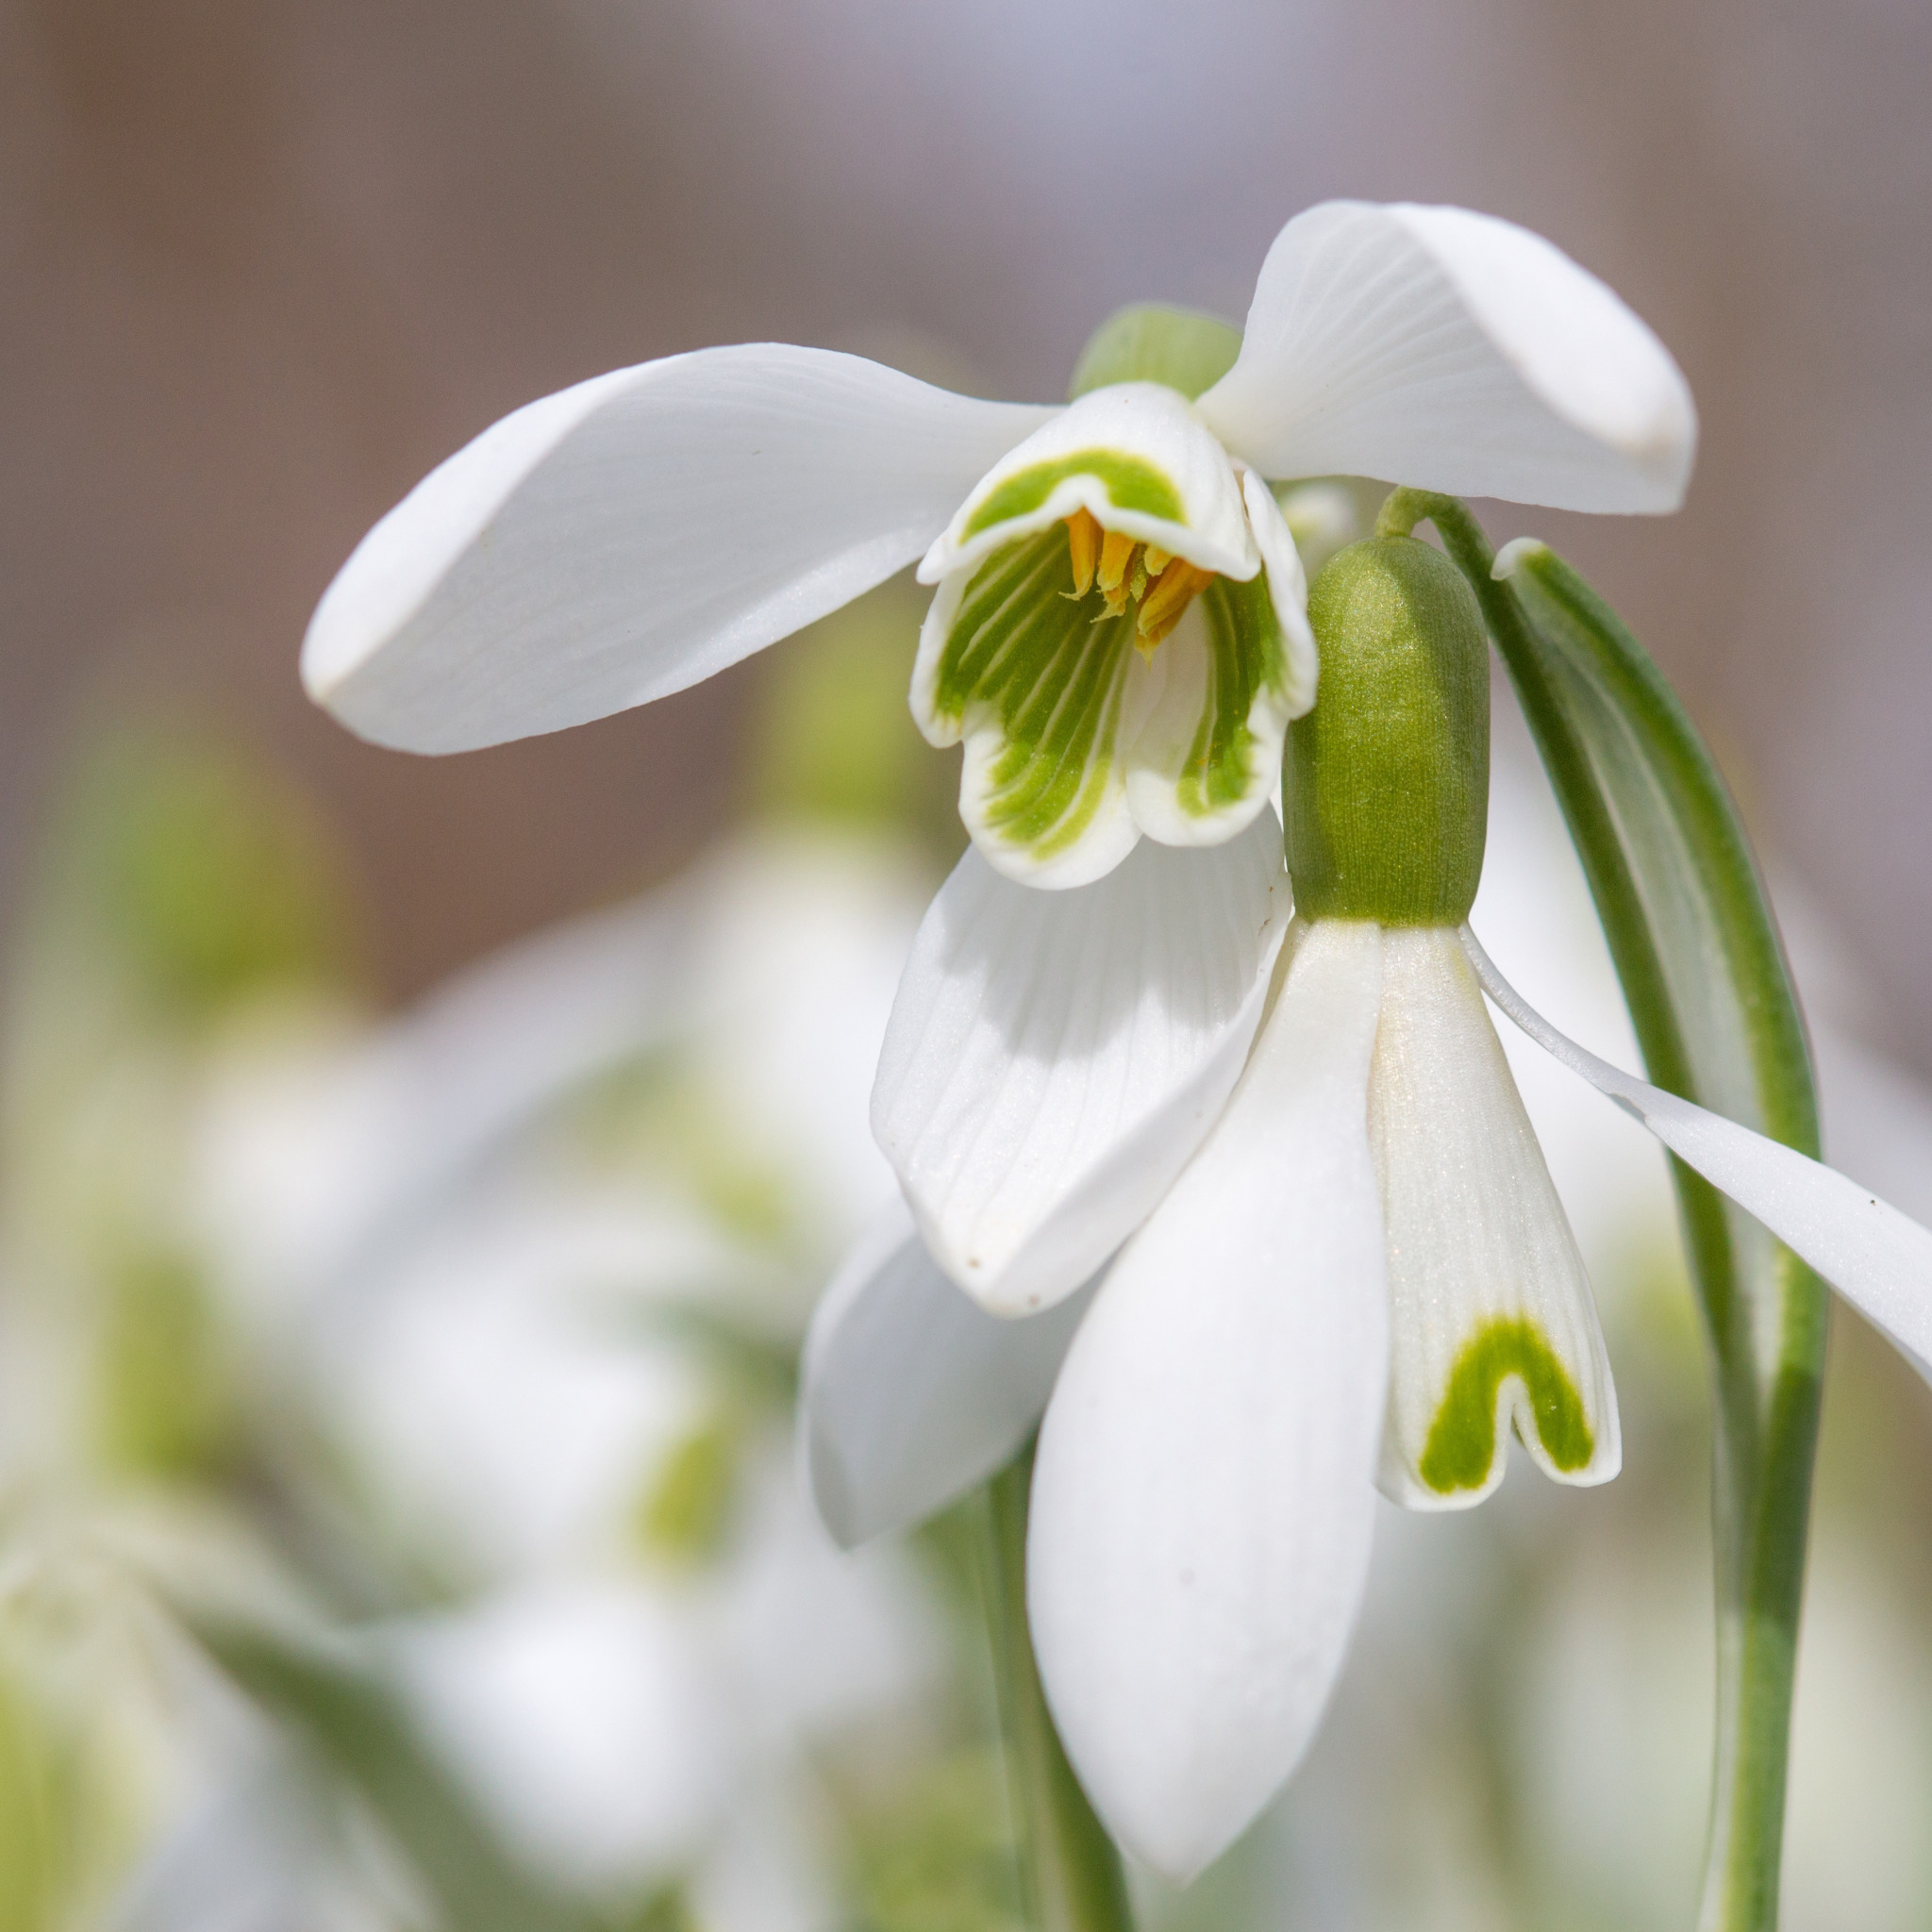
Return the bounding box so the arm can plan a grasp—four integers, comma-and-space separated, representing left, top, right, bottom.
1064, 508, 1102, 596
1096, 528, 1138, 597
1064, 520, 1213, 643
1136, 561, 1213, 654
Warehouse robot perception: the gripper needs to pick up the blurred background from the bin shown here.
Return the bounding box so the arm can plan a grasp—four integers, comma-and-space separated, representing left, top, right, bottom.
6, 0, 1932, 1024
3, 2, 1932, 1928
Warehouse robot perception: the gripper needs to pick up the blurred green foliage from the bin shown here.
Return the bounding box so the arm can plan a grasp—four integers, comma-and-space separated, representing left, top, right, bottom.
0, 1665, 60, 1932
38, 721, 365, 1022
753, 574, 965, 865
190, 1616, 595, 1932
842, 1748, 1026, 1932
569, 1055, 803, 1258
91, 1248, 241, 1481
633, 1412, 742, 1565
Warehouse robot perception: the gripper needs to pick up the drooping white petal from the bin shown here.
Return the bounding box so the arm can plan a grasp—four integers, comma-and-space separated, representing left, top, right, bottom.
1373, 927, 1619, 1510
918, 382, 1258, 587
873, 815, 1290, 1315
1197, 201, 1697, 515
799, 1202, 1094, 1548
1028, 919, 1389, 1883
1465, 929, 1932, 1385
304, 346, 1055, 753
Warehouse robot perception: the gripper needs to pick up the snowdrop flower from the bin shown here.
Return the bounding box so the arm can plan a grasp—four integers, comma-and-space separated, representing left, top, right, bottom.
299, 187, 1932, 1893
302, 200, 1692, 893
298, 197, 1702, 1336
803, 534, 1932, 1882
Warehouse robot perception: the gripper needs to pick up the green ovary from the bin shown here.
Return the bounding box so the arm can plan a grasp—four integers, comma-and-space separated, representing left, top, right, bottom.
964, 450, 1182, 539
1288, 536, 1490, 924
1417, 1314, 1593, 1493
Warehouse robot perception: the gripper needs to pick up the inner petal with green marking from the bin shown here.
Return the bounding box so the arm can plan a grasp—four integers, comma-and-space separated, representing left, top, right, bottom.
916, 380, 1266, 591
966, 454, 1185, 542
1417, 1314, 1593, 1495
911, 508, 1301, 887
1369, 924, 1621, 1510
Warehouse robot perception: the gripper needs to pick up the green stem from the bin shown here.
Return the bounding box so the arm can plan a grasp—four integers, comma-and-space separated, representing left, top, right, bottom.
1376, 489, 1828, 1932
978, 1445, 1134, 1932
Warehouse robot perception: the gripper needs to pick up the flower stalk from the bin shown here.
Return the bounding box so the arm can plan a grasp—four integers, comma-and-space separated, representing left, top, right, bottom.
1377, 487, 1827, 1932
979, 1446, 1135, 1932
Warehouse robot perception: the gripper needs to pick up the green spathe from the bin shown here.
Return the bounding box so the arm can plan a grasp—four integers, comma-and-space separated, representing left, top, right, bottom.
1286, 537, 1489, 924
1418, 1314, 1594, 1493
1067, 304, 1242, 403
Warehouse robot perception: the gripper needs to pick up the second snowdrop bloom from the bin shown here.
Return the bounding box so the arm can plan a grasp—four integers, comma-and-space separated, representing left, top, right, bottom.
302, 200, 1693, 891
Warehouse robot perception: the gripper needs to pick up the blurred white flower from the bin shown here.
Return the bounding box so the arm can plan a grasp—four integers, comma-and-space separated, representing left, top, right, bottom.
112, 826, 951, 1924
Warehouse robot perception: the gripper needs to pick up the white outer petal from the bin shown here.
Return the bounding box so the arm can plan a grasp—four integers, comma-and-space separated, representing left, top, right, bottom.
1028, 918, 1389, 1883
799, 1202, 1093, 1548
918, 382, 1259, 585
1464, 929, 1932, 1386
1198, 201, 1697, 514
873, 817, 1291, 1315
304, 345, 1055, 752
1373, 928, 1619, 1509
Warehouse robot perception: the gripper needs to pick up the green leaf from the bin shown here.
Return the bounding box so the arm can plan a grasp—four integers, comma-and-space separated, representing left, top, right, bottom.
1379, 491, 1826, 1932
185, 1612, 599, 1932
1066, 306, 1241, 404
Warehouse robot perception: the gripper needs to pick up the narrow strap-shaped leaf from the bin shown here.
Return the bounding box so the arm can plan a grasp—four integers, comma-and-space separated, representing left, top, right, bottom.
184, 1610, 599, 1932
1377, 490, 1827, 1932
1463, 927, 1932, 1383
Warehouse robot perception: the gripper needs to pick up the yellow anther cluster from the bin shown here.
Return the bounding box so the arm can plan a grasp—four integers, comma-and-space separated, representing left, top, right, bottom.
1063, 508, 1212, 658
